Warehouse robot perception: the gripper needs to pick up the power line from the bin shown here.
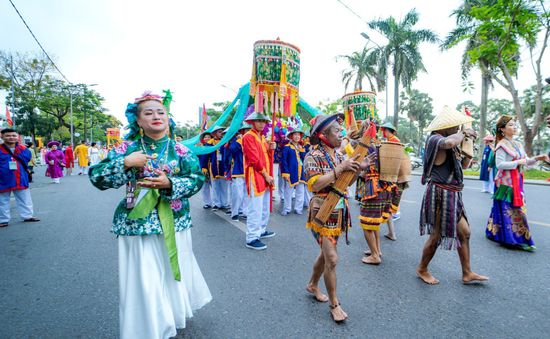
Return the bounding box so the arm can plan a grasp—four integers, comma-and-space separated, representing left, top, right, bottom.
8, 0, 71, 84
335, 0, 370, 25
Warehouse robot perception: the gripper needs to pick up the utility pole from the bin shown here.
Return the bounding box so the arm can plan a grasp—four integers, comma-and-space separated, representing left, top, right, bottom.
10, 55, 16, 128
70, 89, 74, 148
90, 114, 93, 143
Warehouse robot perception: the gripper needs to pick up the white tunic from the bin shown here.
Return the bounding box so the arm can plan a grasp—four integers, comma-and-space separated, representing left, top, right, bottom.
88, 147, 101, 166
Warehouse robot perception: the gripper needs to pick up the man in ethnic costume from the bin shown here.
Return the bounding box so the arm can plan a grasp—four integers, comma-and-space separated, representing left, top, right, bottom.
304, 113, 371, 322
208, 126, 230, 211
227, 123, 251, 221
73, 140, 89, 175
242, 112, 276, 250
198, 131, 214, 209
417, 106, 488, 285
380, 122, 407, 238
280, 128, 307, 215
356, 120, 395, 265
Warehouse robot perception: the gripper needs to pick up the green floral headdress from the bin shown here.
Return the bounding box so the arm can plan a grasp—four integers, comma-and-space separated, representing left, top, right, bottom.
124, 90, 176, 141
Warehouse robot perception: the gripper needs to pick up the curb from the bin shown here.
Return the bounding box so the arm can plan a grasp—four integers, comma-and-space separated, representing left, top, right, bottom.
411, 172, 550, 186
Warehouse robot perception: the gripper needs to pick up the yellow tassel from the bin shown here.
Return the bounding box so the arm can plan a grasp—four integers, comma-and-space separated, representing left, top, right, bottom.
250, 56, 257, 96
255, 87, 260, 113
360, 224, 381, 231
290, 92, 296, 116
306, 222, 342, 237
279, 63, 287, 97
358, 215, 385, 224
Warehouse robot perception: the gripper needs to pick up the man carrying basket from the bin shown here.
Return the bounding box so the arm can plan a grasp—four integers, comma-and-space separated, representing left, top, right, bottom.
417, 106, 488, 285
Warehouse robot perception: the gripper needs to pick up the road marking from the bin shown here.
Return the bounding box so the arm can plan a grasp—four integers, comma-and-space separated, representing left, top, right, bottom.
401, 199, 418, 204
530, 220, 550, 228
213, 210, 247, 233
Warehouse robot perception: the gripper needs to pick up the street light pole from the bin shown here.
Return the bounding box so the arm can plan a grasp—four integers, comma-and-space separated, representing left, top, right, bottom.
361, 32, 389, 119
68, 83, 97, 147
70, 90, 74, 148
90, 114, 93, 143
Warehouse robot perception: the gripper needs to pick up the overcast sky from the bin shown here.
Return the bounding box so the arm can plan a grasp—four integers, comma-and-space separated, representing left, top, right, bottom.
0, 0, 545, 127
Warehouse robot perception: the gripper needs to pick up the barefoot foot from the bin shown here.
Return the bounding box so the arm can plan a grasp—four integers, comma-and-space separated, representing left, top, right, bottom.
329, 304, 347, 322
306, 284, 329, 302
384, 234, 397, 241
363, 250, 383, 257
361, 255, 381, 265
462, 272, 489, 284
416, 268, 439, 285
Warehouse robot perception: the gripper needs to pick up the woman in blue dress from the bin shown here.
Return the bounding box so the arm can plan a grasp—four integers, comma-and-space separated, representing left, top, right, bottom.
486, 116, 549, 251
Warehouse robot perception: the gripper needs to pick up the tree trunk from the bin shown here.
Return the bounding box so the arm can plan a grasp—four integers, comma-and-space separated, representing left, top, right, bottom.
479, 73, 490, 157
496, 59, 533, 156
409, 119, 413, 148
418, 127, 423, 153
393, 74, 399, 127
524, 130, 534, 156
83, 110, 87, 143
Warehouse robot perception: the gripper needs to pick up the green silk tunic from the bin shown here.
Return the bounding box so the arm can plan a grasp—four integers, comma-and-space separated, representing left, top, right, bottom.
89, 135, 205, 236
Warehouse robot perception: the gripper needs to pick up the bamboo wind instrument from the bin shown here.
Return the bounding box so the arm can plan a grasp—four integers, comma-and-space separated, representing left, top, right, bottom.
312, 134, 372, 228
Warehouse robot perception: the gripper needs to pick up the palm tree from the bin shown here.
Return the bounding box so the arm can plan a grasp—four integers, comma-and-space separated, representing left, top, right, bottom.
442, 0, 496, 153
399, 89, 434, 152
338, 45, 385, 92
368, 9, 439, 128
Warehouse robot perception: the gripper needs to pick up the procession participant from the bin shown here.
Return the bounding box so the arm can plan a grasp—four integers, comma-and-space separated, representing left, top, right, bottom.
64, 143, 74, 176
358, 120, 394, 265
302, 131, 312, 209
40, 146, 47, 166
25, 141, 36, 183
275, 141, 285, 202
227, 123, 251, 220
486, 116, 549, 251
89, 92, 211, 339
304, 113, 370, 322
198, 131, 214, 209
417, 105, 489, 285
175, 135, 184, 143
88, 142, 101, 166
345, 121, 367, 203
221, 130, 233, 215
479, 135, 496, 194
73, 140, 89, 175
380, 122, 402, 239
45, 141, 65, 184
280, 129, 307, 215
208, 126, 229, 211
242, 112, 276, 250
0, 128, 40, 227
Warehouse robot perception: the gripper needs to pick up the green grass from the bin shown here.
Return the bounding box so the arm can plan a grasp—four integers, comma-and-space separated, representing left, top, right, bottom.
463, 169, 550, 180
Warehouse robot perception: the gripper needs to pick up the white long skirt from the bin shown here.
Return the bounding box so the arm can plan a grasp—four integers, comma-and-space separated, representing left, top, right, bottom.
119, 229, 212, 339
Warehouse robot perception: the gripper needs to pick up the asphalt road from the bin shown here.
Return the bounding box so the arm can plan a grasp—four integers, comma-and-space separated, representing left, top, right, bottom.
1, 167, 549, 338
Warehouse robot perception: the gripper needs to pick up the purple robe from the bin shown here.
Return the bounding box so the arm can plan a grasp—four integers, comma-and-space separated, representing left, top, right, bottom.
46, 150, 65, 179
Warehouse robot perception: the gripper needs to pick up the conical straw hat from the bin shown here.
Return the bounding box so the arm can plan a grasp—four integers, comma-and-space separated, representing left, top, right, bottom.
425, 105, 474, 132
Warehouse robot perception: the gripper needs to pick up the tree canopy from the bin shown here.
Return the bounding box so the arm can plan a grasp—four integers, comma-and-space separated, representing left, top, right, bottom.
0, 51, 121, 146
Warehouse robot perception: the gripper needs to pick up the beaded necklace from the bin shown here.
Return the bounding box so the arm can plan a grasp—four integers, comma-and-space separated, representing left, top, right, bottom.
140, 137, 170, 176
318, 143, 338, 170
